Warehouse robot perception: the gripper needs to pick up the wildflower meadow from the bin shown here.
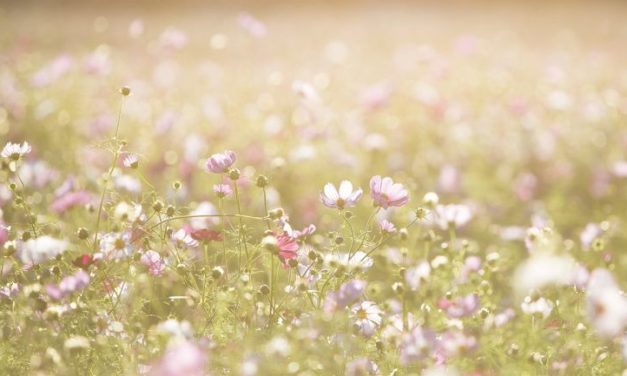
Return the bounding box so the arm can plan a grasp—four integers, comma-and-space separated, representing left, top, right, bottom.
0, 1, 626, 375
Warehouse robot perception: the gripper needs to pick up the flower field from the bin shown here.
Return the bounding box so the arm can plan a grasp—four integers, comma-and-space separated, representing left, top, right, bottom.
1, 1, 627, 375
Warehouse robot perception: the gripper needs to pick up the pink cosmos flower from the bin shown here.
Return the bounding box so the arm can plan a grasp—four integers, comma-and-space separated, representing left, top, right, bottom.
369, 176, 409, 209
205, 150, 236, 173
149, 340, 208, 376
141, 250, 166, 276
50, 190, 92, 214
213, 184, 232, 198
320, 180, 363, 209
276, 232, 299, 267
437, 293, 480, 318
46, 270, 90, 300
379, 219, 397, 234
323, 279, 367, 314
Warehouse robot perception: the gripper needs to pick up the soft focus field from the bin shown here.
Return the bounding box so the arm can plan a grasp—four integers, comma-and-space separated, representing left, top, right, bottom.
1, 1, 627, 375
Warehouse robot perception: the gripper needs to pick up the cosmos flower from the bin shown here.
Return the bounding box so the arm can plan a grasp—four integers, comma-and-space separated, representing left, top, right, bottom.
141, 250, 166, 276
586, 269, 627, 338
50, 190, 91, 214
323, 279, 367, 314
1, 141, 31, 160
324, 251, 374, 272
171, 229, 199, 248
369, 176, 409, 209
521, 296, 554, 319
46, 269, 90, 300
213, 183, 232, 198
399, 326, 437, 365
405, 261, 431, 291
378, 219, 397, 234
16, 236, 68, 265
205, 150, 236, 173
433, 204, 472, 230
320, 180, 363, 209
276, 232, 299, 267
98, 232, 133, 259
123, 153, 139, 168
351, 301, 383, 337
148, 340, 207, 376
437, 294, 480, 318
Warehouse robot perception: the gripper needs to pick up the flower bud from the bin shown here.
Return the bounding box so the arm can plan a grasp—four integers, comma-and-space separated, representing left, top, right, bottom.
120, 86, 131, 96
256, 175, 269, 188
76, 227, 90, 240
211, 266, 225, 279
228, 168, 241, 181
259, 284, 270, 295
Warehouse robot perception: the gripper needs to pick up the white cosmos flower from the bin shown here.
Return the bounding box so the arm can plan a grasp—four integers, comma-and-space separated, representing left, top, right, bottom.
513, 254, 577, 294
320, 180, 363, 210
586, 269, 627, 338
17, 236, 68, 264
1, 141, 31, 160
324, 251, 373, 272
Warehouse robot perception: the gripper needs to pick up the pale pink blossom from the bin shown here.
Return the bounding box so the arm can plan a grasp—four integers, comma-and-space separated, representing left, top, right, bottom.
205, 150, 236, 173
141, 251, 166, 276
369, 176, 409, 209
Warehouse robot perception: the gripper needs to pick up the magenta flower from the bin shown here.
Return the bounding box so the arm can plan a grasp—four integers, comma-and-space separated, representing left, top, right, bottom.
369, 176, 409, 209
320, 180, 363, 209
276, 232, 299, 267
205, 150, 236, 173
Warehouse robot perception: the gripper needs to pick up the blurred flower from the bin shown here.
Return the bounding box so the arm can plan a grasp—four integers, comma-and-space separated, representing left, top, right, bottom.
324, 251, 373, 272
50, 190, 91, 214
320, 180, 362, 209
345, 358, 380, 376
1, 141, 31, 160
521, 296, 554, 319
586, 269, 627, 338
369, 176, 409, 209
238, 13, 267, 38
141, 251, 166, 276
149, 340, 207, 376
580, 223, 602, 251
213, 184, 232, 198
276, 232, 299, 267
513, 254, 577, 294
405, 261, 431, 291
324, 279, 367, 314
205, 150, 236, 173
17, 236, 68, 265
46, 270, 90, 300
351, 301, 383, 337
378, 219, 397, 234
171, 229, 199, 248
434, 204, 472, 230
437, 294, 480, 318
123, 154, 139, 169
399, 326, 437, 365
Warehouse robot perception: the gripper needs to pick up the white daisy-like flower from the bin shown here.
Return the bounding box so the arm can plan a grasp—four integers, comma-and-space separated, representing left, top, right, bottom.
351, 301, 383, 337
1, 141, 31, 160
122, 153, 139, 168
98, 232, 133, 259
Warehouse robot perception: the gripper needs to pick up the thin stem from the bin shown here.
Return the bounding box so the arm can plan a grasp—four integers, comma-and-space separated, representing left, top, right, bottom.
93, 98, 125, 250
